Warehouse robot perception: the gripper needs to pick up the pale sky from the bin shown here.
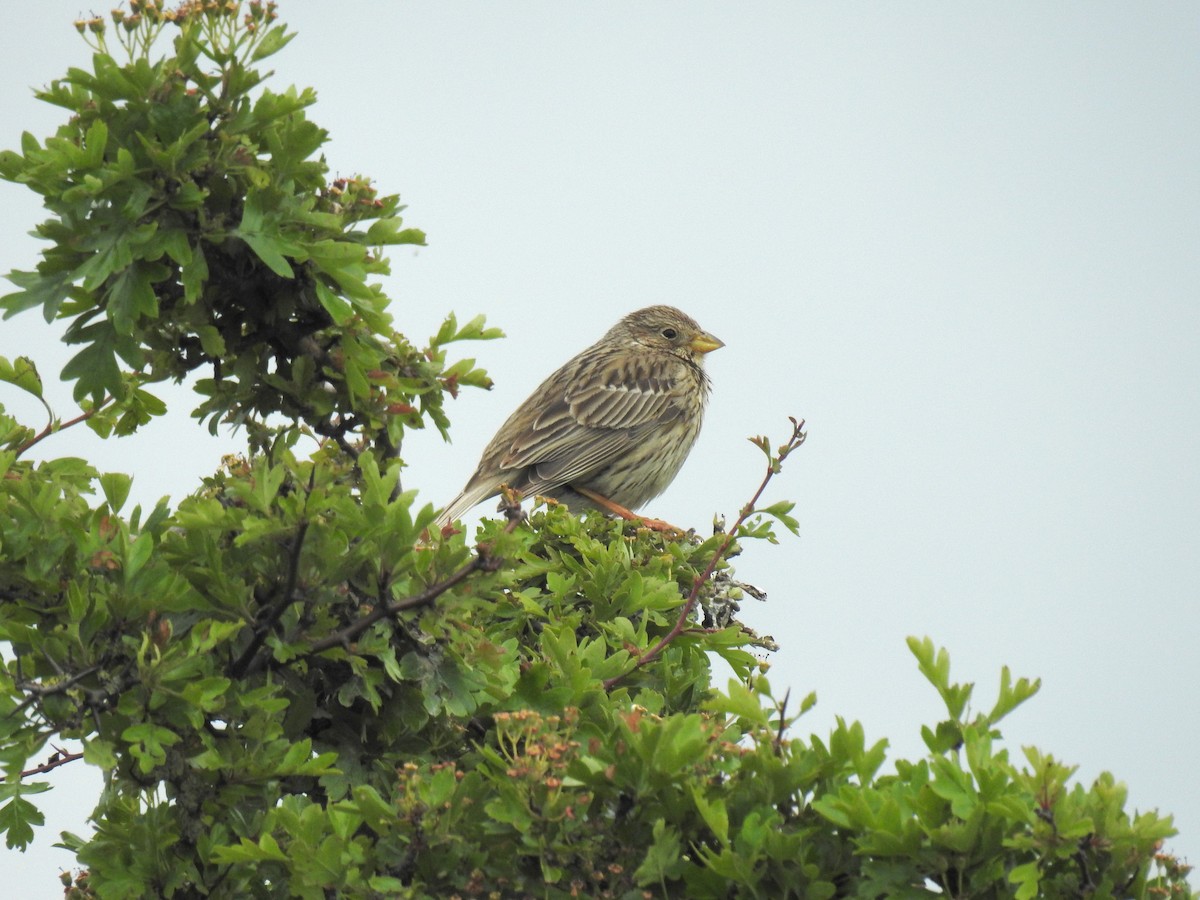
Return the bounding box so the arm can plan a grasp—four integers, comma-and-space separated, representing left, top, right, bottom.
1, 3, 1197, 895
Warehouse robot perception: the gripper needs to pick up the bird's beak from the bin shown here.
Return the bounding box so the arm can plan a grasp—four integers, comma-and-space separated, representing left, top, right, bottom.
689, 331, 725, 355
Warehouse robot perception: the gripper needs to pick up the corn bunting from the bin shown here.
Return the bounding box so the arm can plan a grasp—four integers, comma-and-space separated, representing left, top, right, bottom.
436, 305, 723, 530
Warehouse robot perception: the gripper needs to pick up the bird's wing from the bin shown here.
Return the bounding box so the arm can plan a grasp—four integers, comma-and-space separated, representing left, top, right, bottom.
517, 424, 659, 498
499, 350, 689, 478
564, 354, 686, 430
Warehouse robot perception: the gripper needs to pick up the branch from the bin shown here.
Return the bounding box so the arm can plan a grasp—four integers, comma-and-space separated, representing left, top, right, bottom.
230, 517, 312, 679
312, 415, 360, 460
773, 688, 791, 753
305, 501, 523, 657
230, 466, 319, 678
305, 558, 484, 655
603, 417, 806, 691
10, 664, 102, 719
15, 395, 115, 459
20, 748, 84, 780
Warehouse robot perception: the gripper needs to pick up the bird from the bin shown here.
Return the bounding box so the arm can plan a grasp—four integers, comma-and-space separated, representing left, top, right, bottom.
435, 305, 723, 531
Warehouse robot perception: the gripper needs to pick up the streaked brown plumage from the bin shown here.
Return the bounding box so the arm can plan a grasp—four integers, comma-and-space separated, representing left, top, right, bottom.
435, 305, 723, 529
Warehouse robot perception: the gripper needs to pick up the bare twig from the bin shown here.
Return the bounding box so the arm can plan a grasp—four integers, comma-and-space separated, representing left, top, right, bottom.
603, 418, 806, 691
9, 664, 102, 719
15, 395, 115, 459
773, 688, 791, 752
20, 748, 84, 779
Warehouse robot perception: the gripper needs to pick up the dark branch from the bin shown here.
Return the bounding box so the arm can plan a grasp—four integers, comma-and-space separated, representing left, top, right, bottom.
229, 466, 318, 679
230, 517, 311, 679
305, 502, 523, 657
20, 748, 84, 779
10, 664, 102, 719
773, 687, 791, 753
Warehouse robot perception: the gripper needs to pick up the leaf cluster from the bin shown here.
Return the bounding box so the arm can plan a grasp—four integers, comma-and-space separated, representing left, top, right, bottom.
0, 1, 496, 456
0, 6, 1193, 899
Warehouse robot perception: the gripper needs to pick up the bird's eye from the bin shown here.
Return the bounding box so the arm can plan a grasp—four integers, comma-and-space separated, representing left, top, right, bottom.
661, 327, 678, 340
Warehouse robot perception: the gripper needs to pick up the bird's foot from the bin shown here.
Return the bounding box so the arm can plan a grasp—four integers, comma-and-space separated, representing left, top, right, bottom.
631, 515, 686, 535
573, 486, 686, 536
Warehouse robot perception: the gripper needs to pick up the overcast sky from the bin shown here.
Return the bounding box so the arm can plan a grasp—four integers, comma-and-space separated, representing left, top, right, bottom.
1, 3, 1197, 894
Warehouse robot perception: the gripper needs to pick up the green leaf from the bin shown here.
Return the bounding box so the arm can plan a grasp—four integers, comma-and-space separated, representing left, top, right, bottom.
315, 280, 351, 325
484, 795, 532, 832
181, 677, 232, 712
351, 786, 396, 834
0, 149, 28, 180
83, 739, 118, 770
703, 679, 770, 728
365, 217, 426, 246
125, 532, 154, 580
121, 723, 180, 775
61, 324, 123, 402
985, 665, 1041, 726
0, 356, 44, 399
81, 119, 108, 168
423, 766, 457, 808
240, 231, 295, 278
213, 833, 289, 864
929, 757, 978, 819
1009, 860, 1041, 900
634, 819, 685, 886
106, 263, 161, 333
433, 312, 459, 346
235, 194, 301, 278
908, 636, 972, 720
0, 795, 45, 850
758, 499, 800, 535
197, 325, 226, 356
0, 268, 75, 321
99, 472, 132, 512
180, 242, 209, 302
690, 789, 729, 846
250, 24, 297, 62
308, 239, 365, 264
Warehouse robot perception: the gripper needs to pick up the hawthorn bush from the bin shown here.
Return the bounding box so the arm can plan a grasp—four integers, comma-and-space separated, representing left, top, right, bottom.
0, 5, 1192, 898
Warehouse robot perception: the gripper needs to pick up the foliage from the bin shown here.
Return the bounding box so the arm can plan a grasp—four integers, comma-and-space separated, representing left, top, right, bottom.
0, 5, 1193, 899
0, 0, 489, 457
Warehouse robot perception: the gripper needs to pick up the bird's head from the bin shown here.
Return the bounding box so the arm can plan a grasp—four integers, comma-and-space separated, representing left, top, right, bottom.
612, 305, 724, 363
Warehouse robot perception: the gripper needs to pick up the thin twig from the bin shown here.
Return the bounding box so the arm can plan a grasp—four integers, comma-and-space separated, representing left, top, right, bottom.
773, 688, 791, 753
20, 749, 84, 779
230, 517, 312, 679
306, 558, 485, 655
305, 503, 523, 657
603, 418, 806, 691
229, 468, 318, 678
15, 395, 115, 459
9, 664, 102, 719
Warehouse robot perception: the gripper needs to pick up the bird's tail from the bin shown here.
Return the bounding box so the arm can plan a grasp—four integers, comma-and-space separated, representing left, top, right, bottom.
433, 485, 494, 531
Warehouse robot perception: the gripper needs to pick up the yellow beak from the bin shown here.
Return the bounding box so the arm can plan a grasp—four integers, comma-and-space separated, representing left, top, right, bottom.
689, 331, 725, 355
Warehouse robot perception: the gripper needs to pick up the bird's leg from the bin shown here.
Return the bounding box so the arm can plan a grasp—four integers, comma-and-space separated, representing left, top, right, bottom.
572, 486, 683, 534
